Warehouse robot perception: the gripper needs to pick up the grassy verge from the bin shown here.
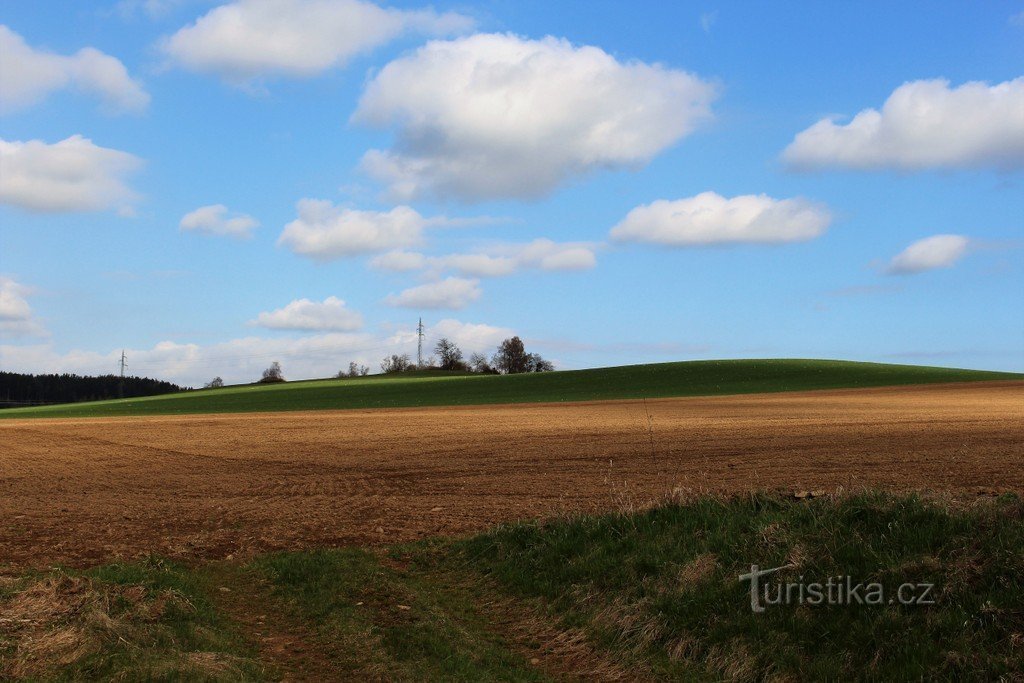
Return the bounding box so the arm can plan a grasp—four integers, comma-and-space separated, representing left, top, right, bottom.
0, 558, 262, 681
3, 358, 1019, 419
4, 493, 1022, 680
455, 492, 1024, 679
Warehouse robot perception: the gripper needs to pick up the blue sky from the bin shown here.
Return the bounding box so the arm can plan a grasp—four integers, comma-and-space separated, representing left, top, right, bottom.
1, 0, 1022, 385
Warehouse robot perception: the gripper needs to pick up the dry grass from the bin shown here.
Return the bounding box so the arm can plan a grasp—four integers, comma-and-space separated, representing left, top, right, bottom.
1, 573, 114, 678
0, 566, 258, 681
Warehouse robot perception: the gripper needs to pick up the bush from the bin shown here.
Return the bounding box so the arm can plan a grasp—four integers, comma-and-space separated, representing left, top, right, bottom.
258, 362, 285, 383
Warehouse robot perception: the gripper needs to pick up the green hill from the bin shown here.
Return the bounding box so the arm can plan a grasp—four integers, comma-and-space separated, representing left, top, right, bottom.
1, 359, 1018, 419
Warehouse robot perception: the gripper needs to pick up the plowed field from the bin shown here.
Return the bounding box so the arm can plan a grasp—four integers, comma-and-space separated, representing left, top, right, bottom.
2, 381, 1021, 568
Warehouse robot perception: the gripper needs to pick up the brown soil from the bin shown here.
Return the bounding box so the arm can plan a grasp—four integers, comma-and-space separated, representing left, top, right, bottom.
1, 381, 1021, 569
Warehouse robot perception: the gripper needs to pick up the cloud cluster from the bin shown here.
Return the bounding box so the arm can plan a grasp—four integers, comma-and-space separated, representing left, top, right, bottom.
180, 204, 259, 238
385, 277, 481, 310
371, 239, 597, 277
354, 32, 717, 201
0, 276, 45, 337
610, 192, 831, 246
0, 25, 149, 113
254, 296, 363, 331
783, 78, 1024, 171
0, 317, 508, 386
161, 0, 473, 84
277, 200, 426, 260
0, 135, 142, 213
885, 234, 970, 275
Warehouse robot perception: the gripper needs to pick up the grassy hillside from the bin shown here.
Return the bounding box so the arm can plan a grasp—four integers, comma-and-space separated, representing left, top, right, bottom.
1, 358, 1018, 419
4, 493, 1022, 680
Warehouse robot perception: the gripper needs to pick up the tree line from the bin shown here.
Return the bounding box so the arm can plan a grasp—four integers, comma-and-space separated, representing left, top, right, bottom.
378, 335, 553, 375
205, 336, 554, 387
0, 371, 184, 408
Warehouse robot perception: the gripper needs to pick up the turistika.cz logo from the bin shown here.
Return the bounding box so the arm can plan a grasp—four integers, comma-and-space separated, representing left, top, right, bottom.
738, 564, 936, 613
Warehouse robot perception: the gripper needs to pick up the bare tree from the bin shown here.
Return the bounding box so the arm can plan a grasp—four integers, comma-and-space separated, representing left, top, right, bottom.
338, 362, 371, 378
205, 376, 224, 389
259, 361, 285, 383
527, 353, 554, 372
434, 338, 467, 371
469, 352, 496, 374
380, 353, 412, 374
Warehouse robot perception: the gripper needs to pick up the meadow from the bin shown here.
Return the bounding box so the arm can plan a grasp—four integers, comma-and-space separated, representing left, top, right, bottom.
1, 358, 1017, 419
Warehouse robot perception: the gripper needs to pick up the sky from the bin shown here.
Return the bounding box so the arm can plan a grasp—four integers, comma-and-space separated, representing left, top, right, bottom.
1, 0, 1022, 387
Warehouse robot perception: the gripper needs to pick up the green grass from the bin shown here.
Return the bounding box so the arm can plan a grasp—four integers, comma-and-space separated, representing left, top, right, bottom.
455, 493, 1024, 679
5, 494, 1023, 680
249, 549, 546, 681
2, 358, 1018, 419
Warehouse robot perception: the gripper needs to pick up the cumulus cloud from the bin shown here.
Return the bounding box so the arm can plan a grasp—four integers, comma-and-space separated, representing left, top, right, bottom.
253, 296, 363, 331
385, 277, 481, 309
353, 32, 717, 201
609, 192, 831, 246
180, 204, 259, 237
161, 0, 473, 84
277, 200, 427, 260
0, 276, 45, 337
372, 239, 597, 277
0, 25, 149, 113
782, 78, 1024, 171
884, 234, 970, 275
0, 135, 142, 213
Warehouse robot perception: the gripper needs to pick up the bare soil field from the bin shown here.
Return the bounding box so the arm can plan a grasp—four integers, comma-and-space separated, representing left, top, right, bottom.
1, 381, 1021, 568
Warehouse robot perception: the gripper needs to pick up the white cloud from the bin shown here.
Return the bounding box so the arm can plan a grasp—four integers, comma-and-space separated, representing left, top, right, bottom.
609, 192, 831, 246
385, 277, 481, 309
0, 317, 507, 385
0, 25, 149, 113
782, 78, 1024, 171
161, 0, 473, 84
0, 135, 142, 213
512, 239, 597, 271
277, 200, 426, 260
432, 253, 519, 278
353, 32, 718, 201
180, 204, 259, 237
885, 234, 970, 275
0, 335, 373, 387
427, 318, 511, 354
0, 276, 45, 337
371, 239, 597, 278
384, 317, 512, 356
368, 250, 429, 272
253, 296, 363, 331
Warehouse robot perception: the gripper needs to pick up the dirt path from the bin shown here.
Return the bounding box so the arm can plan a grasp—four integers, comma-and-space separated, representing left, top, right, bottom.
1, 381, 1021, 568
206, 565, 338, 682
